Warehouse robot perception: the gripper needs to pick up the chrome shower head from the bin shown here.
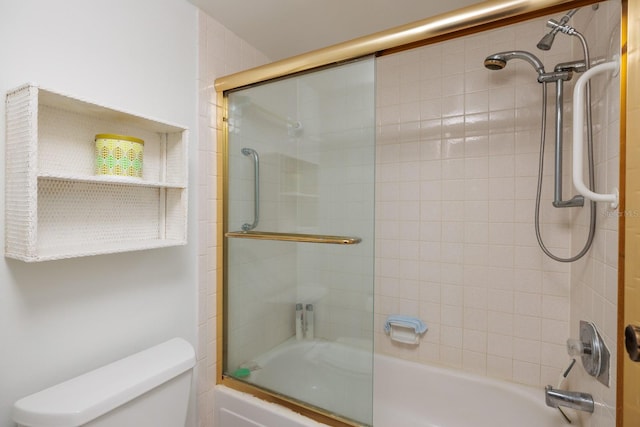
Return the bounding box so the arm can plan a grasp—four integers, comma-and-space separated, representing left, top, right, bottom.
536, 30, 557, 51
536, 9, 579, 51
483, 51, 546, 74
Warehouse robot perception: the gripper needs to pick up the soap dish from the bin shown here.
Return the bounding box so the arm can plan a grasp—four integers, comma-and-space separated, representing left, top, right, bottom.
389, 324, 422, 344
384, 315, 428, 345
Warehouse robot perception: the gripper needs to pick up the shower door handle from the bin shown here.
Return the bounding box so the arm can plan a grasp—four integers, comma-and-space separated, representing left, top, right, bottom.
241, 148, 259, 231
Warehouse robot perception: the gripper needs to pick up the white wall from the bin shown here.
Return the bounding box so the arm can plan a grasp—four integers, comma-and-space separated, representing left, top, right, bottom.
0, 1, 199, 426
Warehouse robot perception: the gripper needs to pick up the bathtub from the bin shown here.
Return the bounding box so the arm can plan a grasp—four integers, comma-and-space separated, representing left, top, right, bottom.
214, 339, 576, 427
374, 354, 575, 427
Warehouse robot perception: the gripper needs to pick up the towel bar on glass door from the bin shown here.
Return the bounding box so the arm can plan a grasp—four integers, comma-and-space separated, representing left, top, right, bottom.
572, 60, 619, 209
225, 231, 361, 245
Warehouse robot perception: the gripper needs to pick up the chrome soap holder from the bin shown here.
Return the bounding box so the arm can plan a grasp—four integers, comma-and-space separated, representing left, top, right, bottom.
567, 320, 610, 387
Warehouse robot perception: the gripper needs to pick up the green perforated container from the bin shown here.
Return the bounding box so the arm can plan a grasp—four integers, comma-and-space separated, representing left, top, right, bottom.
95, 134, 144, 178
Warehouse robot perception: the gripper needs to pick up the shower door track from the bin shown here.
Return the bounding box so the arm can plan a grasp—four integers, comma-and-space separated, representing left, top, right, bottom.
225, 230, 361, 245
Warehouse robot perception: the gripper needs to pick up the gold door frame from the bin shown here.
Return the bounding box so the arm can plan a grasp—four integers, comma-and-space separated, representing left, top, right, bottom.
215, 1, 629, 426
215, 0, 599, 92
622, 0, 640, 426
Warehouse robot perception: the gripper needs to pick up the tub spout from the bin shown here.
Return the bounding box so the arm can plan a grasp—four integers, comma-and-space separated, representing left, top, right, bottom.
545, 385, 594, 413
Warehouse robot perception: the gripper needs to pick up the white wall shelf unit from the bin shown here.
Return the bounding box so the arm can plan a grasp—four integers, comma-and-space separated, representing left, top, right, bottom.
5, 83, 188, 262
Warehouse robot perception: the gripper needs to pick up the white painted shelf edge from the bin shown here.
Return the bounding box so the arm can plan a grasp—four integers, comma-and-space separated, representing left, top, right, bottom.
38, 172, 187, 189
7, 239, 188, 263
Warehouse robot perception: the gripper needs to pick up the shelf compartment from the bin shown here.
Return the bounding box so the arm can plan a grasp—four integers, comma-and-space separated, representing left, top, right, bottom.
5, 83, 188, 262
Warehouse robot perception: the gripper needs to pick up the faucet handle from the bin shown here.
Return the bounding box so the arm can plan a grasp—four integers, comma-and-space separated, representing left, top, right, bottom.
564, 321, 610, 386
566, 338, 586, 356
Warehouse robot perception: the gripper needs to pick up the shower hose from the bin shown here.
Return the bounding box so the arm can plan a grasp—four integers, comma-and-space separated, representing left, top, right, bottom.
534, 32, 597, 263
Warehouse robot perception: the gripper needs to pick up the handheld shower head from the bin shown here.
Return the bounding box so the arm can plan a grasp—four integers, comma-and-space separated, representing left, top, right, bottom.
484, 51, 546, 74
484, 57, 507, 70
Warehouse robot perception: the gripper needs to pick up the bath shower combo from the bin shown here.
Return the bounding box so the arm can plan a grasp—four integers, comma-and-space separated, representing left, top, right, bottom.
484, 7, 618, 263
218, 4, 620, 427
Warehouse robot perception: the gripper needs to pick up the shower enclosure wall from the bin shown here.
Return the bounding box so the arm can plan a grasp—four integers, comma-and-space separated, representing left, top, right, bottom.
374, 3, 619, 425
224, 59, 376, 425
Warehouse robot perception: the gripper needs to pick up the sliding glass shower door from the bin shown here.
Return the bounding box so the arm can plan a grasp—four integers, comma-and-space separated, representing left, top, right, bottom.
224, 57, 375, 425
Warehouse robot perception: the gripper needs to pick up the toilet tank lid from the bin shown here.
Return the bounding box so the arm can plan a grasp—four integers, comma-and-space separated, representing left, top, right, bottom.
13, 337, 195, 427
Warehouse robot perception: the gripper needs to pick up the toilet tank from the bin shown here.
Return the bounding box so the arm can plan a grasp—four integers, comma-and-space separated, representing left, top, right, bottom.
13, 338, 195, 427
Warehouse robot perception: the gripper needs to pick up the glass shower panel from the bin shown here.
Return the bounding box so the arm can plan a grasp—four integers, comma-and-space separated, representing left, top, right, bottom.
225, 57, 375, 425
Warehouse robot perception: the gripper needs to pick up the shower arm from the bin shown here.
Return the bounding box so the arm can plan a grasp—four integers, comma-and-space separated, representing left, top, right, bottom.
572, 60, 619, 209
241, 148, 260, 231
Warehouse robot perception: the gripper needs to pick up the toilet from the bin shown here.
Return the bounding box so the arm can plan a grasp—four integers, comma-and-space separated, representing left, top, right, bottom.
13, 337, 195, 427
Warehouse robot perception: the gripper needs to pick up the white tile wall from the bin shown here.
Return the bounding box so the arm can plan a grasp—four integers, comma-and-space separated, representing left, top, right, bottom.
374, 5, 620, 414
568, 2, 621, 426
196, 11, 270, 426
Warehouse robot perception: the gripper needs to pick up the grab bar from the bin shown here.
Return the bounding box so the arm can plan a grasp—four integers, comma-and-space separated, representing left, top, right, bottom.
226, 231, 361, 245
241, 148, 259, 231
572, 60, 619, 209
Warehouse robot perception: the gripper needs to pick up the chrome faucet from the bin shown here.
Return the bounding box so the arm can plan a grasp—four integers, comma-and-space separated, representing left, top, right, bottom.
545, 385, 594, 413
